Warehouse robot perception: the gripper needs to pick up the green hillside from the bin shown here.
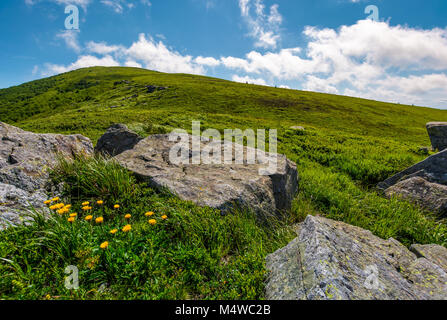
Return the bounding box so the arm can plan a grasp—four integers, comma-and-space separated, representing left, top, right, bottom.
1, 66, 447, 299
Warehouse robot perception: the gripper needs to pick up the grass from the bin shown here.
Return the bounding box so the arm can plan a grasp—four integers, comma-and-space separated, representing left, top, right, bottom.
1, 66, 447, 299
0, 155, 293, 300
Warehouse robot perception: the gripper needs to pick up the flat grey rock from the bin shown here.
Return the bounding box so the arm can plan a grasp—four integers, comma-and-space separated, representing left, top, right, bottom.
114, 133, 298, 216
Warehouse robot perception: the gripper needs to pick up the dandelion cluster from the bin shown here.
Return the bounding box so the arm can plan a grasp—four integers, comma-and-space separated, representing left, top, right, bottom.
45, 197, 169, 251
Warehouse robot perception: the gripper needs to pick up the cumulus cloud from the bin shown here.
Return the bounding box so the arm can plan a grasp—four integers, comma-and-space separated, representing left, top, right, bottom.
42, 55, 120, 76
41, 34, 214, 76
238, 0, 283, 49
221, 19, 447, 107
56, 30, 81, 53
232, 75, 267, 85
86, 41, 123, 55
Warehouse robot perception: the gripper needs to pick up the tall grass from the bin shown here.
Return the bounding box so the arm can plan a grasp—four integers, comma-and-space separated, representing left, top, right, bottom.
0, 156, 293, 300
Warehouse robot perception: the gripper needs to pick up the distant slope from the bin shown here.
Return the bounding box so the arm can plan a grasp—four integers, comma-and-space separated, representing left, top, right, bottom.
1, 67, 446, 144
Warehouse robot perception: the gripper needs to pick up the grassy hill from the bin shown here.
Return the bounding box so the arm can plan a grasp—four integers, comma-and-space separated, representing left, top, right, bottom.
1, 66, 447, 299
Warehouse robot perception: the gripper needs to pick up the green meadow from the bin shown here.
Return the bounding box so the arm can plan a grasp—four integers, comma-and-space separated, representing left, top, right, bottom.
1, 66, 447, 299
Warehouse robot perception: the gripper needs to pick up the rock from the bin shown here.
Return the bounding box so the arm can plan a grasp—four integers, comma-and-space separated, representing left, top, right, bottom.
146, 85, 167, 93
265, 215, 447, 300
384, 177, 447, 216
427, 122, 447, 151
114, 133, 298, 216
290, 126, 305, 131
95, 124, 143, 157
410, 244, 447, 271
0, 122, 94, 229
378, 149, 447, 189
378, 149, 447, 215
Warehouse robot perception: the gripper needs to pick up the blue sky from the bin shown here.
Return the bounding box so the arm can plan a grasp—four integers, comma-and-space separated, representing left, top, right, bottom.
1, 0, 447, 108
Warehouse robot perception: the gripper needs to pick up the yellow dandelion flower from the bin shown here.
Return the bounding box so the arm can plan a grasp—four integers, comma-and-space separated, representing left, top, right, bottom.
56, 203, 65, 209
57, 209, 66, 215
97, 200, 104, 205
95, 217, 104, 224
145, 211, 154, 217
68, 217, 75, 223
125, 214, 131, 219
148, 219, 157, 226
51, 197, 60, 202
50, 205, 58, 210
161, 215, 168, 220
122, 224, 132, 232
64, 204, 72, 210
85, 215, 93, 221
44, 200, 51, 205
114, 204, 120, 209
82, 206, 91, 211
110, 229, 118, 235
100, 241, 109, 250
69, 213, 78, 218
82, 201, 90, 206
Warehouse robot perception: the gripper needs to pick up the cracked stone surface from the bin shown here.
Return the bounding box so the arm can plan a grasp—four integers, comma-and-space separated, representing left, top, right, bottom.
114, 132, 299, 216
265, 215, 447, 300
0, 122, 93, 230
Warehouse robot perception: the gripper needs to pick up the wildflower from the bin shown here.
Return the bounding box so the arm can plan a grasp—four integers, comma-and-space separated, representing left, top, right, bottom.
45, 294, 51, 300
110, 229, 118, 235
85, 215, 93, 221
161, 215, 168, 220
64, 204, 72, 210
82, 201, 90, 206
82, 206, 92, 211
100, 241, 109, 250
95, 217, 104, 224
68, 217, 75, 223
125, 214, 131, 220
44, 200, 51, 205
122, 225, 132, 232
148, 219, 157, 226
50, 205, 58, 210
52, 197, 60, 202
145, 211, 154, 217
69, 213, 78, 218
57, 208, 68, 215
114, 204, 120, 209
97, 200, 104, 205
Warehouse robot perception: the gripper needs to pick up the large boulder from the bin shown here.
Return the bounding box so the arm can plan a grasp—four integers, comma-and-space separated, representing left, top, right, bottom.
0, 122, 94, 229
95, 124, 143, 157
114, 133, 298, 216
378, 149, 447, 215
266, 215, 447, 300
384, 177, 447, 216
427, 122, 447, 151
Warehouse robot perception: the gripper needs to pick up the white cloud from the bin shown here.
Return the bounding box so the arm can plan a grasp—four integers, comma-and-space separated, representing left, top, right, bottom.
232, 75, 267, 86
56, 30, 81, 53
194, 56, 220, 67
125, 34, 204, 74
238, 0, 283, 49
42, 55, 120, 76
86, 41, 123, 55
